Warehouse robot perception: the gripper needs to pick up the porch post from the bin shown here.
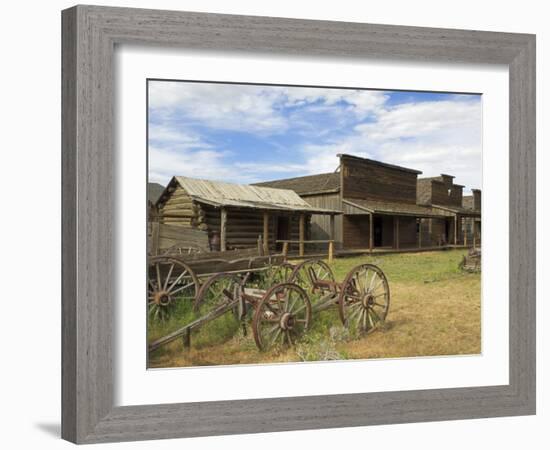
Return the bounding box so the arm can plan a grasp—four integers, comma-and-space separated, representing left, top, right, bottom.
263, 212, 269, 254
299, 213, 305, 257
395, 216, 400, 249
220, 208, 227, 251
417, 218, 422, 249
454, 215, 458, 245
329, 214, 335, 241
369, 213, 374, 252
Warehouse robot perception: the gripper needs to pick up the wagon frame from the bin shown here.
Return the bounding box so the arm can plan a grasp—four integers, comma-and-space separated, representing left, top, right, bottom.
148, 258, 390, 354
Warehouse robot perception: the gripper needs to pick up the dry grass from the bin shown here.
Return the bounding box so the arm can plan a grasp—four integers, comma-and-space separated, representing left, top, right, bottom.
148, 249, 480, 368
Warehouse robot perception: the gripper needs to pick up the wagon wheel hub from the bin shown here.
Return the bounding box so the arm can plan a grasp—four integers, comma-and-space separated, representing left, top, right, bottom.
280, 312, 295, 330
362, 293, 374, 309
154, 290, 172, 306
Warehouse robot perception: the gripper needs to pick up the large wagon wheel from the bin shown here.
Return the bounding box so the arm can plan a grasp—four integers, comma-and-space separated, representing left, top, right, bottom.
265, 261, 295, 285
253, 283, 312, 351
148, 257, 199, 321
194, 272, 243, 317
338, 264, 390, 335
290, 259, 336, 304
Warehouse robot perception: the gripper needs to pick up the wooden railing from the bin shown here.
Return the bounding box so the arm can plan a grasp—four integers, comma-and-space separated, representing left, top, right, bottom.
275, 239, 335, 263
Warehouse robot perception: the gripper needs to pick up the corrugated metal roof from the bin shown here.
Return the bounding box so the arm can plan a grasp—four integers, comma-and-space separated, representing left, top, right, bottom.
174, 176, 340, 214
343, 199, 445, 218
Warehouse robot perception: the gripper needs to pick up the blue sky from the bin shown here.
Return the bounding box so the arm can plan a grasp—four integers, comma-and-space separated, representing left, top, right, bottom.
148, 81, 482, 193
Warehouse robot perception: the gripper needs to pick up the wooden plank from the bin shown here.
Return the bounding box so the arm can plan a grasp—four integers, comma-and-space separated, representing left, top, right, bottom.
299, 213, 305, 257
263, 212, 269, 253
150, 222, 160, 255
220, 208, 227, 252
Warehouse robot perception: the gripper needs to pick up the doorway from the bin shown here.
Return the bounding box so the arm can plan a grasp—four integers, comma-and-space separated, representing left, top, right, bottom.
276, 216, 290, 251
373, 216, 383, 247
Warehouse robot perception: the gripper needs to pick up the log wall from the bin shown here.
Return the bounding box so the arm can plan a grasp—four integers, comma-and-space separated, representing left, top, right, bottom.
202, 205, 309, 250
158, 184, 197, 227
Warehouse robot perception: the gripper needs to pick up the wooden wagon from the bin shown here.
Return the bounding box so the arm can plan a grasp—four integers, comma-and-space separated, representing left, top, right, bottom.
148, 258, 390, 353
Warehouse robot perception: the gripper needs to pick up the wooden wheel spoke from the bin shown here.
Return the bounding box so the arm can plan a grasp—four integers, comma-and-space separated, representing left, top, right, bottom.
348, 304, 364, 324
368, 307, 382, 324
166, 269, 189, 293
155, 263, 162, 293
285, 330, 293, 346
269, 328, 282, 348
169, 281, 194, 296
163, 263, 175, 291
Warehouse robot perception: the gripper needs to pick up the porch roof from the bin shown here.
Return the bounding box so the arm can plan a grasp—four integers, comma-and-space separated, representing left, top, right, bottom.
343, 199, 445, 218
431, 204, 481, 217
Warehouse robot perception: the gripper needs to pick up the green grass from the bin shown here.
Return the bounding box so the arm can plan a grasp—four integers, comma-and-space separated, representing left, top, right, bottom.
148, 249, 480, 368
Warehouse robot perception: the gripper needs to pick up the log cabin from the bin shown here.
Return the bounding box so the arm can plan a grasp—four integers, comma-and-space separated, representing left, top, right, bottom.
256, 154, 447, 251
155, 176, 340, 253
417, 175, 481, 246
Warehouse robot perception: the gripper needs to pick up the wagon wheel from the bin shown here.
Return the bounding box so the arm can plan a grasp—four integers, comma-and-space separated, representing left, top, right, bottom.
338, 264, 390, 335
253, 283, 312, 351
194, 272, 243, 318
148, 257, 199, 321
266, 262, 295, 285
290, 259, 336, 304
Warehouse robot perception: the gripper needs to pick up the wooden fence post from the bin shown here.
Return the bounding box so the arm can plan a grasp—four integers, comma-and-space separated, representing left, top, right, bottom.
328, 241, 334, 263
282, 242, 289, 261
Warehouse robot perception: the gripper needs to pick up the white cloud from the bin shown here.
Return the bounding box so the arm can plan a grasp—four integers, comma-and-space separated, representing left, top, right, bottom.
148, 146, 312, 186
298, 98, 482, 191
148, 124, 209, 148
149, 82, 388, 134
148, 81, 482, 191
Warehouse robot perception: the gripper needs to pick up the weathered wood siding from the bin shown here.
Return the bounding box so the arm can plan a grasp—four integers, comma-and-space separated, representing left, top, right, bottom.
420, 217, 452, 246
302, 192, 342, 248
341, 156, 418, 204
416, 179, 432, 206
147, 222, 209, 255
461, 217, 481, 246
431, 181, 463, 207
342, 215, 370, 248
397, 216, 417, 248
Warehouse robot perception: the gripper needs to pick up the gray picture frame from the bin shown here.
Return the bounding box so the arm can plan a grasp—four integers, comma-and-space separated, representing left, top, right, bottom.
61, 5, 536, 444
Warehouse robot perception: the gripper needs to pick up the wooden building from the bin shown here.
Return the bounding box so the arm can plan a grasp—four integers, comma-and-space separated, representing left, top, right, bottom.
256, 154, 445, 251
417, 176, 481, 246
462, 189, 482, 246
155, 176, 339, 252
